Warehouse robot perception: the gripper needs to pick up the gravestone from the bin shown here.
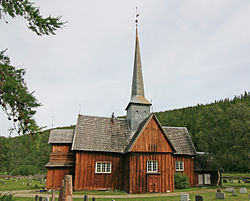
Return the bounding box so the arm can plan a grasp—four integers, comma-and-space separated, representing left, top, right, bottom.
51, 190, 55, 201
215, 192, 225, 199
238, 180, 241, 183
58, 175, 73, 201
225, 187, 235, 192
232, 189, 236, 196
239, 188, 247, 194
35, 195, 39, 201
181, 194, 190, 201
229, 179, 234, 183
92, 198, 96, 201
84, 195, 88, 201
195, 195, 203, 201
39, 197, 43, 201
223, 179, 227, 183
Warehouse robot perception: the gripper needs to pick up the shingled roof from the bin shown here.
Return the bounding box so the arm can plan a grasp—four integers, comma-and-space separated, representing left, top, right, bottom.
48, 129, 74, 144
72, 115, 131, 153
163, 127, 196, 155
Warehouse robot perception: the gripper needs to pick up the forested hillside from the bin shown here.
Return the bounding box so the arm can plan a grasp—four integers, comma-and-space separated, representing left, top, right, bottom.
0, 93, 249, 175
156, 92, 250, 173
0, 130, 50, 175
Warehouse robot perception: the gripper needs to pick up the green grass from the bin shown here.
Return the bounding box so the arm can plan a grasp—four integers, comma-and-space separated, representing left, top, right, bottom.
0, 178, 44, 191
222, 172, 250, 177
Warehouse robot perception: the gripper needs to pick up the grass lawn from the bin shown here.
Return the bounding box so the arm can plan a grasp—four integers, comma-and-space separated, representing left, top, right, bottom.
222, 172, 250, 177
0, 178, 43, 191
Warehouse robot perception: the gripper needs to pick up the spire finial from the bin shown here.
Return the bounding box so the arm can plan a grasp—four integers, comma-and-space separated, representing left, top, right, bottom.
135, 6, 139, 27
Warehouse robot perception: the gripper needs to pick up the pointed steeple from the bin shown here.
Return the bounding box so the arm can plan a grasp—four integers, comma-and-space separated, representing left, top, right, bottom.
129, 28, 151, 105
126, 13, 151, 132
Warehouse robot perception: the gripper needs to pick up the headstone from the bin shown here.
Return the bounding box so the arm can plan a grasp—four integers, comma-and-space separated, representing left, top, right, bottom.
225, 187, 235, 192
92, 198, 96, 201
35, 195, 39, 201
39, 197, 43, 201
217, 189, 221, 193
232, 189, 236, 196
195, 195, 203, 201
229, 179, 234, 183
45, 198, 50, 201
239, 188, 247, 194
51, 190, 55, 201
181, 194, 190, 201
84, 195, 88, 201
215, 192, 225, 199
238, 180, 241, 183
223, 179, 227, 183
58, 175, 73, 201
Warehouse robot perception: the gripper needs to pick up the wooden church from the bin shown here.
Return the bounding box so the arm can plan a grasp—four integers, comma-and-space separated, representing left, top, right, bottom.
46, 23, 220, 193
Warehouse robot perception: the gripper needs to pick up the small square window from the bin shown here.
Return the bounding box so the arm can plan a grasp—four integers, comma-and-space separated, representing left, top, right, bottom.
175, 161, 184, 171
95, 162, 112, 173
147, 160, 158, 173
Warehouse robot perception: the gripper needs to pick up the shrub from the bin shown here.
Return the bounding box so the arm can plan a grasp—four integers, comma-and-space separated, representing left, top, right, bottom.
174, 173, 189, 189
0, 193, 13, 201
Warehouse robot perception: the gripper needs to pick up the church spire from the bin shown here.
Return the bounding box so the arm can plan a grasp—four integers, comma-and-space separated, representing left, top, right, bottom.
126, 10, 151, 132
129, 13, 151, 105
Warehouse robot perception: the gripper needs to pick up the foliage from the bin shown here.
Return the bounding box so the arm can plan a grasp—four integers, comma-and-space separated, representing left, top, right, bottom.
156, 92, 250, 173
0, 51, 41, 135
0, 0, 64, 135
0, 193, 13, 201
0, 130, 51, 175
174, 173, 189, 189
0, 0, 64, 36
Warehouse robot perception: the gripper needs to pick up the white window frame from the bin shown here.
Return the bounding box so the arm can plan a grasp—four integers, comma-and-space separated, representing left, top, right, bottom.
175, 161, 184, 171
95, 162, 112, 173
147, 160, 158, 173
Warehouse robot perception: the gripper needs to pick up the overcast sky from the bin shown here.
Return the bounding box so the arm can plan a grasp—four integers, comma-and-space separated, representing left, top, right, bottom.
1, 0, 250, 137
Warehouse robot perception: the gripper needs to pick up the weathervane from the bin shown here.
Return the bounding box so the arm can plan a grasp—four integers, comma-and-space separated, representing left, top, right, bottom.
135, 6, 139, 27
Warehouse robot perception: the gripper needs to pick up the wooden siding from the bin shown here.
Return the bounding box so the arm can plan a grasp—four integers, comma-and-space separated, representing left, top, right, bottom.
46, 144, 75, 189
74, 152, 123, 191
46, 167, 74, 189
173, 156, 195, 187
128, 153, 174, 193
52, 144, 71, 153
130, 117, 173, 153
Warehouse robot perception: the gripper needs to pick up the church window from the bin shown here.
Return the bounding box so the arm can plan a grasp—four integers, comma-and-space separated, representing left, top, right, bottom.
175, 161, 184, 171
147, 160, 158, 173
95, 162, 112, 173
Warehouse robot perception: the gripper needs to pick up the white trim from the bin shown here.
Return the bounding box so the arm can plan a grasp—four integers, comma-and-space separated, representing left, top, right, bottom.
175, 161, 184, 171
95, 162, 112, 173
147, 160, 158, 173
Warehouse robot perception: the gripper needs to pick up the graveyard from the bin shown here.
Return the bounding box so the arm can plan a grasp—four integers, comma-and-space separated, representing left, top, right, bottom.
0, 173, 249, 200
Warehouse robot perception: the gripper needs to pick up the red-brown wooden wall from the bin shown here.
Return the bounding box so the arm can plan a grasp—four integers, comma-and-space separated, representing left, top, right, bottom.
127, 116, 175, 193
127, 153, 174, 193
74, 152, 123, 191
173, 155, 195, 187
46, 144, 75, 189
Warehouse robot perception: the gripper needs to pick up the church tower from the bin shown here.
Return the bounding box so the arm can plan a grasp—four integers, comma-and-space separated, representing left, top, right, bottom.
126, 23, 151, 132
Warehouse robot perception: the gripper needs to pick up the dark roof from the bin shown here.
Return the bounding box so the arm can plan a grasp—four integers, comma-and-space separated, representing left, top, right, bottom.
163, 127, 196, 155
125, 114, 176, 153
48, 129, 74, 144
72, 115, 131, 153
195, 152, 220, 171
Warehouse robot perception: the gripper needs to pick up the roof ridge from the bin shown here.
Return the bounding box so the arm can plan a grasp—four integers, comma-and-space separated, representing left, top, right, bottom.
162, 126, 187, 129
78, 114, 126, 121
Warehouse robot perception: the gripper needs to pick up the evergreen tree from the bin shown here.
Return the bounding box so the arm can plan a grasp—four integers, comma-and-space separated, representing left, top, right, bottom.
0, 0, 65, 135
